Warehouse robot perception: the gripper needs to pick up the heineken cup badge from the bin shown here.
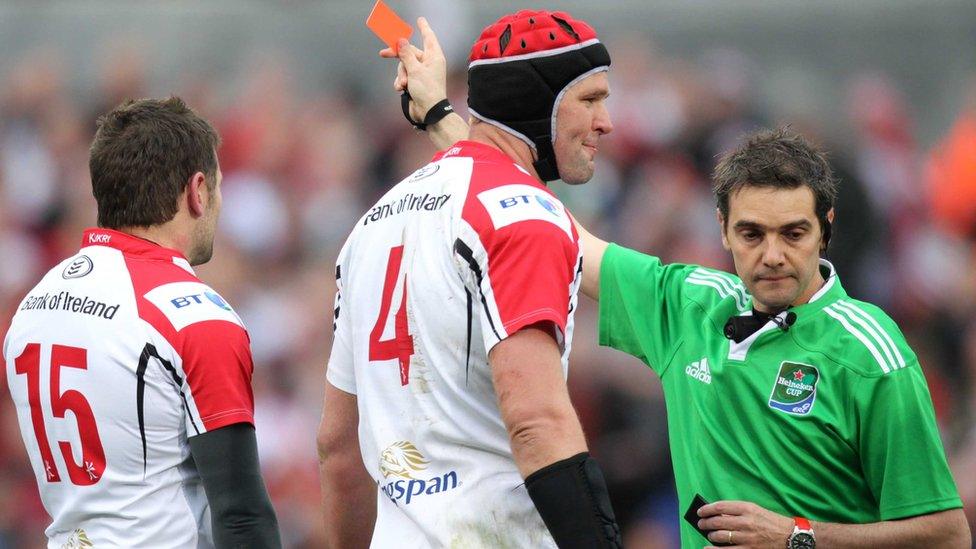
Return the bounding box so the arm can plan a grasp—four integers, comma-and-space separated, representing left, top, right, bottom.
768, 362, 820, 415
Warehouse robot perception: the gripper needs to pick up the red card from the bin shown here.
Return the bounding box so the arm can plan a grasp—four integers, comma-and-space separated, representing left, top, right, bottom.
366, 0, 413, 53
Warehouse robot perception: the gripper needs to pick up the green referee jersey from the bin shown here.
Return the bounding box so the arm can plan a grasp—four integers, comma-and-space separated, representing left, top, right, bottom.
598, 244, 962, 548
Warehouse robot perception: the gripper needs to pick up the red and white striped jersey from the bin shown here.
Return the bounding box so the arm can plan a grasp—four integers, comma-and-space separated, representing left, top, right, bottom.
328, 141, 582, 547
3, 228, 255, 548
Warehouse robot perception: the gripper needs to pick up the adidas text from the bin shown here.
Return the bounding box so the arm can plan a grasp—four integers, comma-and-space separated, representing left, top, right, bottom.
685, 358, 712, 384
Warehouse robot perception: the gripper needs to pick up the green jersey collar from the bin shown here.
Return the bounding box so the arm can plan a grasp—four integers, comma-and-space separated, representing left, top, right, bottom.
788, 259, 847, 322
701, 259, 846, 336
721, 260, 846, 360
736, 259, 846, 317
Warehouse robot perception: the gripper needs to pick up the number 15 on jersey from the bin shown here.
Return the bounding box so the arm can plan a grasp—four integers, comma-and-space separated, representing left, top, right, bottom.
13, 343, 107, 486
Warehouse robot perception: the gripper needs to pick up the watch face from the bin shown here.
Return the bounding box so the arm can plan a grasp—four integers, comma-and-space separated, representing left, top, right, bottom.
789, 532, 815, 549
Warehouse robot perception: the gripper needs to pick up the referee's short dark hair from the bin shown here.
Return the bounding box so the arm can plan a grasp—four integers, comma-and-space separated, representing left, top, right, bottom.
712, 126, 837, 247
89, 97, 220, 229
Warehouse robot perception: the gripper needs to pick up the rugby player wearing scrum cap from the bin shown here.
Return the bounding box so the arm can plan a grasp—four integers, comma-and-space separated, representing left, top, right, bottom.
318, 10, 622, 548
392, 16, 971, 549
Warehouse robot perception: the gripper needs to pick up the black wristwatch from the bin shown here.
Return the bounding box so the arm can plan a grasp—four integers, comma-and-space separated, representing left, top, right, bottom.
786, 516, 815, 548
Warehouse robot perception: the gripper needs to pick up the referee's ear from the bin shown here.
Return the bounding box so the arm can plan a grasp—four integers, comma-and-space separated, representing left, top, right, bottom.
717, 208, 731, 251
821, 208, 836, 253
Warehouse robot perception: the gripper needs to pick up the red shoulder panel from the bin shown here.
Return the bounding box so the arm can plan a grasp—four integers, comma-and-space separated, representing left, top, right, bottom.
460, 154, 579, 338
123, 256, 254, 431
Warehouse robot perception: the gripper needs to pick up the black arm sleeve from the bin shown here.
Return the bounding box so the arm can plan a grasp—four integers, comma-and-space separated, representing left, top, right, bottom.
188, 423, 282, 549
525, 452, 623, 548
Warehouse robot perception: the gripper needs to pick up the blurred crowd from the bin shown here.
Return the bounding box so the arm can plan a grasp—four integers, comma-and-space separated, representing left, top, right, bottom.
1, 31, 975, 549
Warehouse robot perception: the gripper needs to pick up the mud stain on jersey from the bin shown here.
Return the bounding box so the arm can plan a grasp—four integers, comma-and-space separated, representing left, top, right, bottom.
407, 306, 433, 393
448, 510, 552, 548
409, 349, 433, 393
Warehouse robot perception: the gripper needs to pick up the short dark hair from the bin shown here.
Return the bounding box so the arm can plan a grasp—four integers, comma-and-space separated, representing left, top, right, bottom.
712, 127, 837, 249
89, 97, 220, 229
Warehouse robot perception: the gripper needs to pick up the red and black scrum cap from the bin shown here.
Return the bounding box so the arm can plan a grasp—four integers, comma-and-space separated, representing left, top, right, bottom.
468, 10, 611, 182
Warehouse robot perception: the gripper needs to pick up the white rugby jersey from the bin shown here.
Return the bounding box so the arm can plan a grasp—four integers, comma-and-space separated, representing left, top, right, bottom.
328, 141, 583, 547
3, 229, 255, 548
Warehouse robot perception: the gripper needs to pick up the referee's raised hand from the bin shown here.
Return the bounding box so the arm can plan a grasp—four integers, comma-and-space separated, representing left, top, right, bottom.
379, 16, 447, 121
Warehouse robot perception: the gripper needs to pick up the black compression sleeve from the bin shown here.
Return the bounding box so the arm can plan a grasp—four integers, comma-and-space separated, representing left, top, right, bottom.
189, 423, 282, 549
525, 452, 623, 548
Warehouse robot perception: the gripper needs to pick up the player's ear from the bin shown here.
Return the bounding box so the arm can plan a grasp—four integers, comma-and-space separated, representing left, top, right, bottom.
186, 172, 207, 218
717, 208, 731, 250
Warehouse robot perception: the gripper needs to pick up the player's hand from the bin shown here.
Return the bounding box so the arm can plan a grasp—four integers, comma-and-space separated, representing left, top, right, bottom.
378, 17, 448, 122
697, 500, 794, 548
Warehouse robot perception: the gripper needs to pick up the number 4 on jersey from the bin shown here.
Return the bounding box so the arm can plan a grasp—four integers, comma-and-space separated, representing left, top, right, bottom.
369, 246, 415, 385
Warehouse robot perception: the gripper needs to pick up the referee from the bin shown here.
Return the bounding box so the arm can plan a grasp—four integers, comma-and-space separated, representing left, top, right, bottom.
391, 24, 971, 549
587, 128, 969, 548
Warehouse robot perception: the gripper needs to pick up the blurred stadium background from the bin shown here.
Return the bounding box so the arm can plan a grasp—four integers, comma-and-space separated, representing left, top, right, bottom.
1, 1, 975, 546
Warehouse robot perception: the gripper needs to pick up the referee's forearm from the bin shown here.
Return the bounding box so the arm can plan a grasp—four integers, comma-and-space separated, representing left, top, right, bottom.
812, 509, 970, 548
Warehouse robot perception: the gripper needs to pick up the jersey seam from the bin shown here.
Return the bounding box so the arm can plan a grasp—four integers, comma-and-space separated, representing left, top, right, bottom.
791, 296, 918, 379
656, 337, 685, 378
683, 289, 729, 335
199, 408, 252, 422
131, 285, 180, 346
502, 308, 565, 332
598, 246, 653, 367
655, 296, 711, 377
788, 328, 911, 379
686, 267, 749, 310
880, 495, 964, 519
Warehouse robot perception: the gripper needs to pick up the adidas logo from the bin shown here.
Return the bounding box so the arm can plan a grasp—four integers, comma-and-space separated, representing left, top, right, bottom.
685, 358, 712, 384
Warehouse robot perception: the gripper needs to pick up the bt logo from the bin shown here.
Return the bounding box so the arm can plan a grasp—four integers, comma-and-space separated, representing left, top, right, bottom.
498, 194, 560, 216
498, 195, 533, 208
170, 291, 232, 311
534, 195, 559, 216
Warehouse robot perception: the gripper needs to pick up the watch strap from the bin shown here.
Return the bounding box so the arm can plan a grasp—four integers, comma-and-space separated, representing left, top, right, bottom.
401, 92, 453, 131
787, 517, 815, 549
